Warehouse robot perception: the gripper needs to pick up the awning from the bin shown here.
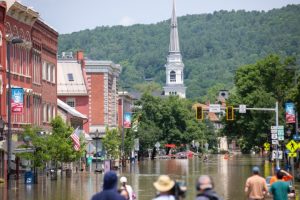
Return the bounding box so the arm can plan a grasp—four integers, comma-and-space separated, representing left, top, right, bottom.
57, 99, 87, 119
165, 144, 176, 148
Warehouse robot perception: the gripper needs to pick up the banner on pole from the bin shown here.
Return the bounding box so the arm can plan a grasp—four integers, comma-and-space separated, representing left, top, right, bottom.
124, 112, 132, 128
285, 102, 296, 123
11, 88, 24, 113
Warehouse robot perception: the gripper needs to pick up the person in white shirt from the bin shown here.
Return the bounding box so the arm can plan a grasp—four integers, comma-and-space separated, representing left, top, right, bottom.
120, 176, 135, 200
153, 175, 176, 200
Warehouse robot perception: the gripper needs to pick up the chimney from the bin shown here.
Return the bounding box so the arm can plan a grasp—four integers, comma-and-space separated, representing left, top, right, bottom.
77, 51, 84, 62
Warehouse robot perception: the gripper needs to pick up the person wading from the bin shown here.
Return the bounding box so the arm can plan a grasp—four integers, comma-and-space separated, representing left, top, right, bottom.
195, 175, 223, 200
244, 166, 268, 200
153, 175, 176, 200
91, 171, 125, 200
269, 171, 291, 200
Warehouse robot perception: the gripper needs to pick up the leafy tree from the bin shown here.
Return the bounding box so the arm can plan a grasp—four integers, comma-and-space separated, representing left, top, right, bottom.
102, 128, 121, 159
48, 116, 85, 167
17, 126, 50, 169
133, 93, 210, 154
222, 55, 297, 152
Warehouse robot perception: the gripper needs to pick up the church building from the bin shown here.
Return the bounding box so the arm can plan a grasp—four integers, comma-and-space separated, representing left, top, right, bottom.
163, 0, 186, 98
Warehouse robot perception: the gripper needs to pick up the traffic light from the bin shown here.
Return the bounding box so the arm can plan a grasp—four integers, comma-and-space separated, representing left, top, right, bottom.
196, 106, 203, 120
226, 106, 234, 121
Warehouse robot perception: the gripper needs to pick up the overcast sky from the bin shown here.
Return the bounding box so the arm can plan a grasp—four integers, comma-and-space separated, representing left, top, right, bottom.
20, 0, 300, 34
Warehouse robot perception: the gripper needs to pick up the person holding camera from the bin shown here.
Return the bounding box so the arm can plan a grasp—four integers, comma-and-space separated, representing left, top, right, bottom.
195, 175, 223, 200
153, 175, 176, 200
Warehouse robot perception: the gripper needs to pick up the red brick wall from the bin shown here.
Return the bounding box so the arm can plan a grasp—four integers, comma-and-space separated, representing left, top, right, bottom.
33, 19, 58, 130
89, 73, 104, 125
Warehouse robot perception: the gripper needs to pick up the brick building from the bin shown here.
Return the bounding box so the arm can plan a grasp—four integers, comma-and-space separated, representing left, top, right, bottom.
0, 1, 58, 184
57, 52, 89, 133
85, 60, 121, 134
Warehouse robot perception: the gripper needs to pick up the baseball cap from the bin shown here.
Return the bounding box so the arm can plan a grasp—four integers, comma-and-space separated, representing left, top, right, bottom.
252, 166, 260, 173
120, 176, 127, 183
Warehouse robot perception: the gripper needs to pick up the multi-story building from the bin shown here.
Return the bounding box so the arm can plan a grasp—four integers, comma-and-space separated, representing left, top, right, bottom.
0, 0, 58, 184
57, 53, 122, 135
57, 51, 89, 133
85, 60, 121, 134
32, 19, 58, 131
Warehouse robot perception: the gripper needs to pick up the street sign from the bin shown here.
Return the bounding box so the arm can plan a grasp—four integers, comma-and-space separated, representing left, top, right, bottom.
264, 142, 270, 148
209, 104, 221, 113
239, 105, 246, 113
278, 136, 284, 141
286, 140, 298, 153
288, 152, 297, 157
293, 134, 300, 141
277, 129, 284, 136
272, 140, 278, 145
271, 134, 278, 140
271, 129, 277, 134
272, 150, 283, 160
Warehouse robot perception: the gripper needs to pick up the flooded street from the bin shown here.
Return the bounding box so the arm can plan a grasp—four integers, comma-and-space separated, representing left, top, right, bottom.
1, 154, 299, 200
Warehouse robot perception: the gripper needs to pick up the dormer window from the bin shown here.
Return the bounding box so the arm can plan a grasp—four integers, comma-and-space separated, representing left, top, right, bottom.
67, 73, 74, 81
170, 71, 176, 82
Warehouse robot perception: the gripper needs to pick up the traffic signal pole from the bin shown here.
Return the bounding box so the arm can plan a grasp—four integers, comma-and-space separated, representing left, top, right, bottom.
232, 102, 280, 168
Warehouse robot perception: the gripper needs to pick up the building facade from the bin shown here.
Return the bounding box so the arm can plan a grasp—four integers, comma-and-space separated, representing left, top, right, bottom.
163, 0, 186, 98
0, 0, 58, 184
85, 60, 121, 134
57, 51, 89, 133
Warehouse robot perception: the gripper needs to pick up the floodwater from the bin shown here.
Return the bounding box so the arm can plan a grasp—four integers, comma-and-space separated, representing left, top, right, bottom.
0, 154, 299, 200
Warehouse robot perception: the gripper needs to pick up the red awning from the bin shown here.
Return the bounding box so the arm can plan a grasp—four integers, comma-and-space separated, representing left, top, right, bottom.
165, 144, 176, 148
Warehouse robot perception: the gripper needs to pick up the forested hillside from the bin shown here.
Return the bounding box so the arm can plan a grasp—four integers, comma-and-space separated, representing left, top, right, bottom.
58, 5, 300, 99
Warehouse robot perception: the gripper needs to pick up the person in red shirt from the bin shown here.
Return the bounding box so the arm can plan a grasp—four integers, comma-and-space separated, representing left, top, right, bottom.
269, 168, 293, 185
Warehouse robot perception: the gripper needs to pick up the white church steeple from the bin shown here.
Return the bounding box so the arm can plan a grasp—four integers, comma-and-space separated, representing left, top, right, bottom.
163, 0, 186, 98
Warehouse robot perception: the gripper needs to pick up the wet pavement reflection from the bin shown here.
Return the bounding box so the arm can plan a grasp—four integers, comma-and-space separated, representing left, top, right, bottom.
0, 154, 299, 200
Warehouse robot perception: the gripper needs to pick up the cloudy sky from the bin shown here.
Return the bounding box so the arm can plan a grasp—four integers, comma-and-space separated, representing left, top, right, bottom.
20, 0, 300, 34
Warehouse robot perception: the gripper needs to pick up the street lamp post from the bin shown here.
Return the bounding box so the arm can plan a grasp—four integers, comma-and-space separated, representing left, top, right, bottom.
92, 129, 102, 173
7, 37, 23, 189
121, 87, 130, 167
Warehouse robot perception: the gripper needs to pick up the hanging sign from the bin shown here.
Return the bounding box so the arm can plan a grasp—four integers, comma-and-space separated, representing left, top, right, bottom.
11, 88, 24, 113
285, 103, 296, 123
124, 112, 132, 128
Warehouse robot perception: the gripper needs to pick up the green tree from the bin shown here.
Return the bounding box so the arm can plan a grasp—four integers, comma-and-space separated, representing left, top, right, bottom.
102, 128, 121, 159
17, 126, 50, 169
222, 55, 297, 152
48, 116, 85, 167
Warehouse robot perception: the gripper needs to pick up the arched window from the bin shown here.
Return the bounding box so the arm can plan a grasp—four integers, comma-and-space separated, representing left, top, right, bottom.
170, 71, 176, 82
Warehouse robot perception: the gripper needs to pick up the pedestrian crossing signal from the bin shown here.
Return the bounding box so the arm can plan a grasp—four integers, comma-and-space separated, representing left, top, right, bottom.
196, 106, 203, 120
226, 106, 234, 121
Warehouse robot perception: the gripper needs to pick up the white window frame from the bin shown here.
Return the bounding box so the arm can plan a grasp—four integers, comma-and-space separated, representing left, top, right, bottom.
42, 61, 47, 80
66, 98, 75, 108
43, 104, 47, 122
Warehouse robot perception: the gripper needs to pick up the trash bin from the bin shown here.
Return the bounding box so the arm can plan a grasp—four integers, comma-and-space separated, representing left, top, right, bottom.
24, 171, 34, 184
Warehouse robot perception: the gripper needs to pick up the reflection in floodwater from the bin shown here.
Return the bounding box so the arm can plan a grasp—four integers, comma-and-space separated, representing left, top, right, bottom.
0, 155, 299, 200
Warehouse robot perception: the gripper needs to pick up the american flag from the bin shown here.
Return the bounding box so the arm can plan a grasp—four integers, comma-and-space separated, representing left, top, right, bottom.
70, 127, 81, 151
